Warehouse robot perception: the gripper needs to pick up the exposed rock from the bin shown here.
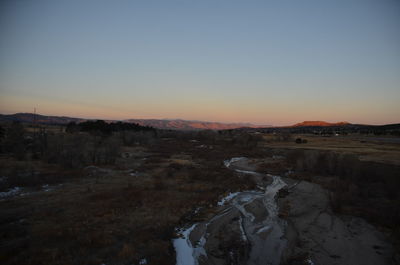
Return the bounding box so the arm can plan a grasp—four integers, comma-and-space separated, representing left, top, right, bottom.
279, 179, 395, 265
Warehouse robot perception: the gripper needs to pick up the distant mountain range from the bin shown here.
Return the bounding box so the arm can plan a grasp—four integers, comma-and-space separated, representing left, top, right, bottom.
0, 113, 268, 130
2, 113, 397, 131
124, 118, 266, 130
0, 113, 85, 125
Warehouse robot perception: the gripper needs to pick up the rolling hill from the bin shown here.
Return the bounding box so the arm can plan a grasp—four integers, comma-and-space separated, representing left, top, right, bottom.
0, 113, 268, 130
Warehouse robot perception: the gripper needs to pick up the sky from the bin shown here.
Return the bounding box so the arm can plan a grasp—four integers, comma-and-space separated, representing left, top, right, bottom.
0, 0, 399, 126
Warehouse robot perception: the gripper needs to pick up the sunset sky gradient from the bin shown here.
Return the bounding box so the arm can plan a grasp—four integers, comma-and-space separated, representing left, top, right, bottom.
1, 0, 399, 126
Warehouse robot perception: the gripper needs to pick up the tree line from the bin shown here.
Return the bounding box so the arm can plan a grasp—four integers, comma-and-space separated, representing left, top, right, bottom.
0, 120, 156, 169
65, 120, 154, 134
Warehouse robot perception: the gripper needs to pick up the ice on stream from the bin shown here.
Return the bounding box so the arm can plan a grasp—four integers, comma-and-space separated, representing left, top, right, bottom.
174, 157, 287, 265
173, 224, 197, 265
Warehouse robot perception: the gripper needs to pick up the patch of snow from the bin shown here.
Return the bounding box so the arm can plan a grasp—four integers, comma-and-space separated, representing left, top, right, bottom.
256, 185, 266, 190
235, 169, 259, 175
256, 225, 271, 234
193, 235, 207, 260
42, 184, 63, 192
42, 184, 51, 192
284, 170, 294, 176
306, 258, 315, 265
196, 144, 213, 149
237, 193, 257, 203
0, 187, 21, 198
223, 157, 246, 168
193, 207, 202, 215
223, 157, 261, 175
239, 216, 248, 242
217, 192, 240, 206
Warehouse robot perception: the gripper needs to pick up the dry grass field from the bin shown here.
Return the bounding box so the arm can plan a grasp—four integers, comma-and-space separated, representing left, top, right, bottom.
0, 138, 260, 265
264, 134, 400, 165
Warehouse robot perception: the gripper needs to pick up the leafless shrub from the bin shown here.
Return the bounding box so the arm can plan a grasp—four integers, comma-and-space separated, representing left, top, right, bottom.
120, 131, 157, 146
42, 133, 122, 168
2, 122, 26, 160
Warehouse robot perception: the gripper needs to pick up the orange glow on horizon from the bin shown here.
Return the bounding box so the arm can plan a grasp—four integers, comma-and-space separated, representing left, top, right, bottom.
1, 94, 399, 126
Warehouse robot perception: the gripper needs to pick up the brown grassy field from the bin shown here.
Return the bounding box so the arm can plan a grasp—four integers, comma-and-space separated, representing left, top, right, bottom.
264, 134, 400, 165
0, 137, 260, 265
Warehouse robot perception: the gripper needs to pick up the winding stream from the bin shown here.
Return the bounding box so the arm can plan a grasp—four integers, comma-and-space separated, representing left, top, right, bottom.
173, 157, 287, 265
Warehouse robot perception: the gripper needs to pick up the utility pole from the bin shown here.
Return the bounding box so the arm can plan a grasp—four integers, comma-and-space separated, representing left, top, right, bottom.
33, 107, 37, 138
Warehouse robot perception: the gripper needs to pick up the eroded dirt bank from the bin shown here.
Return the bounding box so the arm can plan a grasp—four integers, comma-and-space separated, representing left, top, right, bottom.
278, 179, 394, 265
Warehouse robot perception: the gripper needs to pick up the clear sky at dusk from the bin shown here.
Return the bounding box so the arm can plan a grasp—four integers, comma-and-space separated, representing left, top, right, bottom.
1, 0, 399, 125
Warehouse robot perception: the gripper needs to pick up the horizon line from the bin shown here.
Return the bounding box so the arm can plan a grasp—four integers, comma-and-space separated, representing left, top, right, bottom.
1, 111, 399, 127
1, 111, 274, 127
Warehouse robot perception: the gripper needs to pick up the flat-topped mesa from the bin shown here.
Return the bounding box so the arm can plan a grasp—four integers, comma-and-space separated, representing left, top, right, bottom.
291, 121, 350, 127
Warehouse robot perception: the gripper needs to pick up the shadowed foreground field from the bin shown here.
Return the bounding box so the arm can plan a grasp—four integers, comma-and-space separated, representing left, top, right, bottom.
0, 129, 399, 265
0, 136, 261, 265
